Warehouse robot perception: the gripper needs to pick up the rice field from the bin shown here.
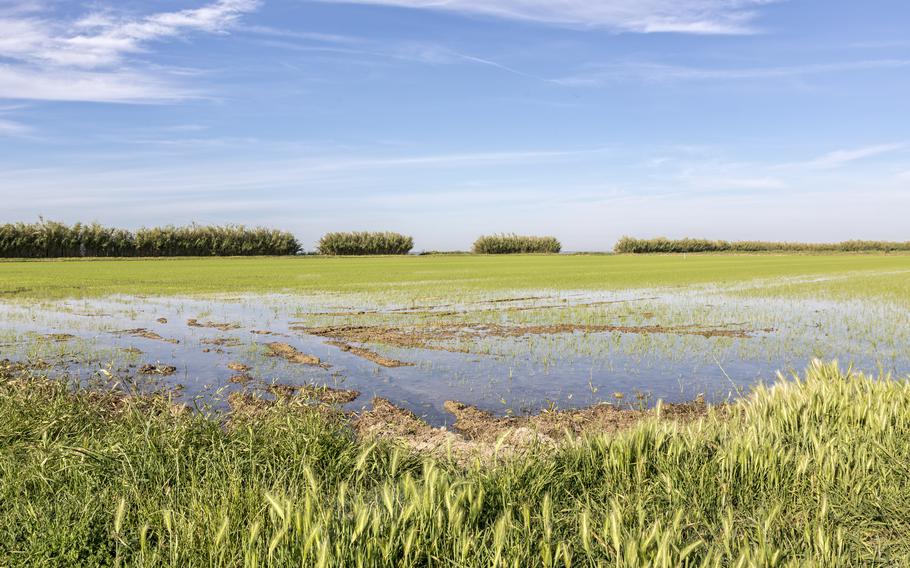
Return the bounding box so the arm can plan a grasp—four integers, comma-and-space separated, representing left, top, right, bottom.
1, 253, 909, 565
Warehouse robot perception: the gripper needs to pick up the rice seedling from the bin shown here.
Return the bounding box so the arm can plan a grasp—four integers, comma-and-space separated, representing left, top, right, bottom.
316, 232, 414, 255
473, 234, 562, 254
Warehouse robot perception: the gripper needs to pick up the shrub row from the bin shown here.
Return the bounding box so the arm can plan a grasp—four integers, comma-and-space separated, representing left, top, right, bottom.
472, 234, 562, 254
316, 231, 414, 255
614, 236, 910, 254
0, 221, 301, 258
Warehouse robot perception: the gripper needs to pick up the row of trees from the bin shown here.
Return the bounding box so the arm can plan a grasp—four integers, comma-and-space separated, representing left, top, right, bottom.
0, 221, 302, 258
613, 236, 910, 254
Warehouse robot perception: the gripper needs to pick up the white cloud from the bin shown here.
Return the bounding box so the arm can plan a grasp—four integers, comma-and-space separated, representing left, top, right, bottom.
318, 0, 782, 35
0, 0, 259, 102
0, 116, 30, 135
805, 143, 906, 169
0, 65, 195, 103
552, 59, 910, 86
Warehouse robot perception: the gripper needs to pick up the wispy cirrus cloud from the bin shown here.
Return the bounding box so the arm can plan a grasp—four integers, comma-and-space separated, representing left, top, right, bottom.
0, 0, 260, 103
317, 0, 783, 35
552, 59, 910, 86
804, 143, 906, 169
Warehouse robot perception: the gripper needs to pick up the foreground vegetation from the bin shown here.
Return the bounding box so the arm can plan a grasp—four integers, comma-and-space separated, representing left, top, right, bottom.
473, 234, 562, 254
1, 361, 908, 565
0, 221, 301, 258
614, 236, 910, 254
317, 232, 414, 256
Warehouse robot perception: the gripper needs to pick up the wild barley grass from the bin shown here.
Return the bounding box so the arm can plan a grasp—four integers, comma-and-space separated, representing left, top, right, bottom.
316, 232, 414, 255
1, 361, 909, 565
0, 220, 301, 258
473, 234, 562, 254
614, 236, 910, 254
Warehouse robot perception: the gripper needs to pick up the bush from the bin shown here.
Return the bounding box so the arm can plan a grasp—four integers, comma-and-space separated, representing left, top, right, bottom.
317, 232, 414, 255
614, 236, 910, 254
0, 220, 301, 258
472, 234, 561, 254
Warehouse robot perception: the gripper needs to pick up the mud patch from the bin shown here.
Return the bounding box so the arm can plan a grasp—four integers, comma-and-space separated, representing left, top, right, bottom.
354, 396, 710, 463
187, 318, 240, 331
301, 321, 761, 353
266, 342, 325, 366
227, 383, 359, 420
326, 341, 414, 368
203, 337, 242, 347
42, 333, 76, 342
117, 328, 179, 344
139, 363, 178, 376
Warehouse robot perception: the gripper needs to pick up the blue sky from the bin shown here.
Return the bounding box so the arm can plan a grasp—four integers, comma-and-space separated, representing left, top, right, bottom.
0, 0, 908, 251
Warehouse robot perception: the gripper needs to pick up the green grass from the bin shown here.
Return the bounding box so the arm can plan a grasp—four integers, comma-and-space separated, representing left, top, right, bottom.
2, 254, 910, 302
2, 361, 910, 566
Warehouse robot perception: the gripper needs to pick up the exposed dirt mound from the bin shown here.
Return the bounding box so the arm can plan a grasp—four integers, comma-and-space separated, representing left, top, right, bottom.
139, 363, 177, 376
227, 383, 360, 421
187, 318, 241, 331
117, 328, 179, 344
203, 337, 242, 347
326, 341, 414, 368
43, 333, 76, 342
353, 397, 710, 464
266, 342, 325, 366
300, 321, 761, 353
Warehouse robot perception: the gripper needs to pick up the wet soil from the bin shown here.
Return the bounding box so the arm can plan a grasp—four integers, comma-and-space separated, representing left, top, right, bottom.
325, 341, 414, 368
139, 364, 178, 376
266, 342, 325, 366
117, 328, 179, 344
300, 321, 763, 353
186, 319, 241, 331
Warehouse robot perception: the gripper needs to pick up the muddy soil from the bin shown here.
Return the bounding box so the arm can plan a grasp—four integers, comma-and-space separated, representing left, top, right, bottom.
187, 319, 241, 331
266, 342, 325, 366
354, 396, 710, 463
325, 341, 414, 368
139, 363, 178, 376
117, 328, 179, 344
300, 321, 762, 353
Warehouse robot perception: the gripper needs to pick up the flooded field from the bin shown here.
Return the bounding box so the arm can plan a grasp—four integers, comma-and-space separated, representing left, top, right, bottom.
3, 274, 908, 426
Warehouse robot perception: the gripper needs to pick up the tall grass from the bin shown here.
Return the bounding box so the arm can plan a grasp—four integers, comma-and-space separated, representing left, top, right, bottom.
615, 236, 910, 254
2, 361, 909, 565
0, 220, 301, 258
317, 232, 414, 255
473, 234, 562, 254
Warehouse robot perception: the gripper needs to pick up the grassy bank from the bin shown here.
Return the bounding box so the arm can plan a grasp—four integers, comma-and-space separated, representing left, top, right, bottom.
1, 361, 909, 565
1, 254, 910, 303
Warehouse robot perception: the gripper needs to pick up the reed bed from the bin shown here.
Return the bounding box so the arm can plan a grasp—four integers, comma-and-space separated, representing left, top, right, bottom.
317, 232, 414, 255
615, 236, 910, 254
1, 361, 909, 566
0, 221, 301, 258
473, 234, 562, 254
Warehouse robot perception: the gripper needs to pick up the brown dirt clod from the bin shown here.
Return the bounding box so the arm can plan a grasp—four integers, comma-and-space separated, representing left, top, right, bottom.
138, 364, 178, 376
266, 342, 325, 366
325, 341, 414, 368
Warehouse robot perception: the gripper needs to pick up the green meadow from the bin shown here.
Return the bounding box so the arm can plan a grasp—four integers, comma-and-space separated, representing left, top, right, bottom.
2, 253, 909, 302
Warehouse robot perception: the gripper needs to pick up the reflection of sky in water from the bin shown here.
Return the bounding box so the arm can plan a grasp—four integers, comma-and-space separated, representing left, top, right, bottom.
1, 289, 908, 427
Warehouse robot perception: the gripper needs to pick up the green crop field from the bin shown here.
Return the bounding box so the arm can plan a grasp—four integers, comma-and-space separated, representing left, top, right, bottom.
2, 253, 909, 302
2, 253, 910, 566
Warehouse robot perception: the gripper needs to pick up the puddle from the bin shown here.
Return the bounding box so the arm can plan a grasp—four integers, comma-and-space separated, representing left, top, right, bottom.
1, 287, 908, 426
